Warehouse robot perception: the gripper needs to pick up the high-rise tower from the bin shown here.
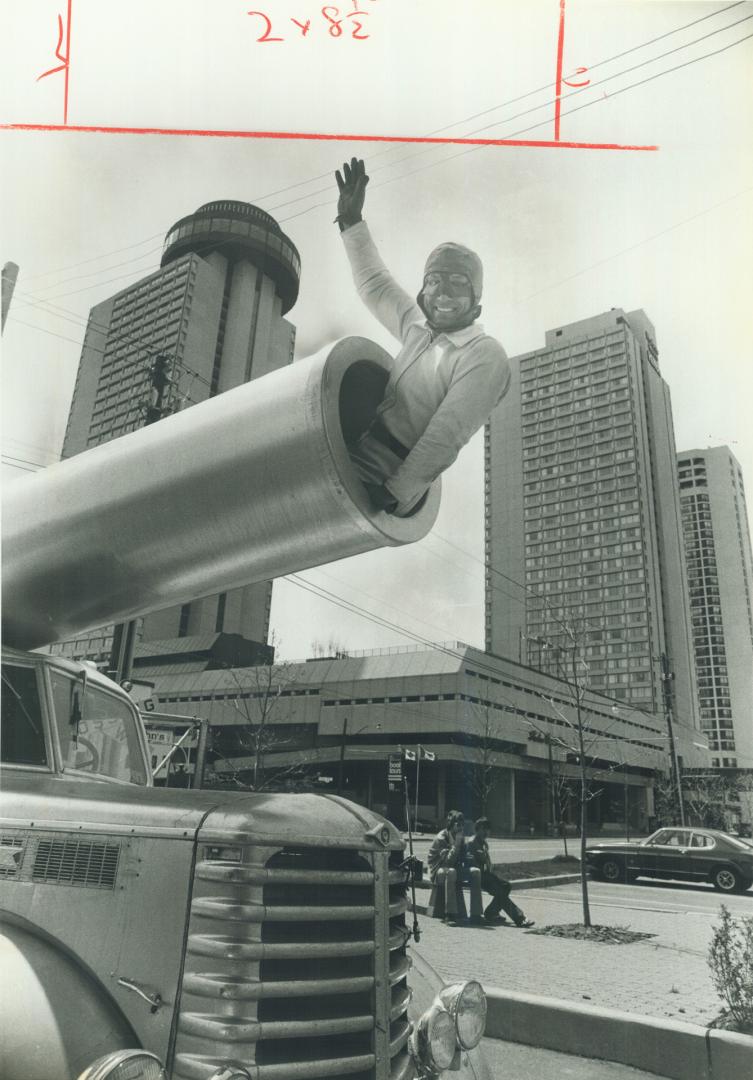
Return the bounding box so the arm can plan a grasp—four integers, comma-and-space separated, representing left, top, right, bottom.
55, 201, 300, 660
485, 309, 700, 744
677, 446, 753, 768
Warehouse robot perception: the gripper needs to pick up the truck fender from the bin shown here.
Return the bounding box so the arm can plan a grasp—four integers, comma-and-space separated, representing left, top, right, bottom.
0, 919, 138, 1080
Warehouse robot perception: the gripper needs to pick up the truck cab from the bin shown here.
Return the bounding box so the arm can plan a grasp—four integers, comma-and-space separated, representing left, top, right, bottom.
1, 648, 491, 1080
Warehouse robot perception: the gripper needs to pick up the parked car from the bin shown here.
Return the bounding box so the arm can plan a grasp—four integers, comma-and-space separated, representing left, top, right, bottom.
586, 827, 753, 893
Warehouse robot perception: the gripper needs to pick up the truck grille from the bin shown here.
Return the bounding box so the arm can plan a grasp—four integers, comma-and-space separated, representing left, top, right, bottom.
32, 836, 120, 888
174, 843, 412, 1080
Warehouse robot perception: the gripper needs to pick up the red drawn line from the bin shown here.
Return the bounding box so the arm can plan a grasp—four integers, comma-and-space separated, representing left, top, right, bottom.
35, 1, 72, 125
36, 14, 67, 81
0, 122, 659, 151
64, 0, 72, 126
554, 0, 567, 141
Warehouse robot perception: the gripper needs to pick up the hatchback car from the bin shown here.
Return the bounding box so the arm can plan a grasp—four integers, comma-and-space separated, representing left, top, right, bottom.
586, 827, 753, 893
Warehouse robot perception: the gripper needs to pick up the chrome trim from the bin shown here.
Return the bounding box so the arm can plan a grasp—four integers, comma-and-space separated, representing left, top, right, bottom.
174, 840, 412, 1080
373, 848, 392, 1075
0, 818, 197, 840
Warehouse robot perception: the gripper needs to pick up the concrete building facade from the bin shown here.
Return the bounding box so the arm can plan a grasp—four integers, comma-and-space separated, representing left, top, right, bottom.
485, 309, 702, 765
53, 201, 300, 660
677, 446, 753, 769
137, 641, 709, 833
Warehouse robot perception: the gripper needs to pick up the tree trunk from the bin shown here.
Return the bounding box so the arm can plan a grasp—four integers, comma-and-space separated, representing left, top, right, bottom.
573, 651, 591, 928
579, 766, 591, 928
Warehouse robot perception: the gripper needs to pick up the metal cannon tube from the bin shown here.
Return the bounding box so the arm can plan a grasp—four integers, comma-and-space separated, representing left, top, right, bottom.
2, 337, 440, 649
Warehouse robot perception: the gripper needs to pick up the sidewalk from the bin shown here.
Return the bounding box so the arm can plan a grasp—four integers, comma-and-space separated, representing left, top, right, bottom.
411, 881, 720, 1027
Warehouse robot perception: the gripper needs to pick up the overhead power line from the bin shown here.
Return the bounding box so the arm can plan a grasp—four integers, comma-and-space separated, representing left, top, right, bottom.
300, 26, 753, 221
283, 574, 666, 740
19, 16, 753, 308
10, 171, 748, 405
256, 10, 753, 220
20, 230, 167, 284
1, 453, 52, 472
11, 1, 747, 299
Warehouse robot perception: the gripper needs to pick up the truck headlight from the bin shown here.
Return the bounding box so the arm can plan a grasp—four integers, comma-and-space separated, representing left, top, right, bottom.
77, 1050, 165, 1080
439, 979, 487, 1049
410, 1000, 458, 1072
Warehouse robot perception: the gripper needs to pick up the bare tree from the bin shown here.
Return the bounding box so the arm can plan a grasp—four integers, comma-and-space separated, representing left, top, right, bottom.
682, 772, 735, 829
309, 637, 350, 659
550, 769, 578, 858
652, 769, 681, 827
208, 644, 311, 791
468, 703, 501, 818
734, 774, 753, 832
526, 619, 630, 927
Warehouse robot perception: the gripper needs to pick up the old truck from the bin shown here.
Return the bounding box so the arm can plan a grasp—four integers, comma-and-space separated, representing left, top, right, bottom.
0, 340, 490, 1080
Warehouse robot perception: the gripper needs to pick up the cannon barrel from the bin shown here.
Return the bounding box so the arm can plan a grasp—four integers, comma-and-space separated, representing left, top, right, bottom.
2, 337, 440, 649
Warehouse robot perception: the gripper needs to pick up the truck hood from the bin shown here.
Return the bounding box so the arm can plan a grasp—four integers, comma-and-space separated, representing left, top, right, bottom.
0, 772, 402, 849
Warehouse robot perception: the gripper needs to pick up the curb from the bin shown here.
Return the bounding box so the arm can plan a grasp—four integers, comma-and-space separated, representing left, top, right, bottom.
483, 987, 753, 1080
410, 873, 580, 913
508, 872, 581, 891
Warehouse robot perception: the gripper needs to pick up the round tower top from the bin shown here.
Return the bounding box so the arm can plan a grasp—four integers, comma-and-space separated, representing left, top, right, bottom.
161, 201, 300, 313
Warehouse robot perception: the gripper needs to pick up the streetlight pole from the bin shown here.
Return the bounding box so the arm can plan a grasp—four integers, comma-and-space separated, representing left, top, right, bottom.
659, 653, 685, 826
336, 716, 348, 797
414, 746, 421, 831
546, 733, 555, 834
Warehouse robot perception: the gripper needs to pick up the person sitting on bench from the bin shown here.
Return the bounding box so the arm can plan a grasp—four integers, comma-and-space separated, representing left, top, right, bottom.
468, 817, 535, 927
427, 811, 482, 925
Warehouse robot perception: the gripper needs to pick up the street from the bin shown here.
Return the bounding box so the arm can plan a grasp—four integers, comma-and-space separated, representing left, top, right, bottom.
543, 876, 753, 917
404, 834, 630, 863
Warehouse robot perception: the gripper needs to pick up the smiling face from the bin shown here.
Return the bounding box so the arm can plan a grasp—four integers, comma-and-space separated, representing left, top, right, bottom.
421, 270, 474, 330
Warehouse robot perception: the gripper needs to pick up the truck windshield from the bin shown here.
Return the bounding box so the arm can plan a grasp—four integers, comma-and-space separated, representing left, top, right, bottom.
50, 671, 148, 785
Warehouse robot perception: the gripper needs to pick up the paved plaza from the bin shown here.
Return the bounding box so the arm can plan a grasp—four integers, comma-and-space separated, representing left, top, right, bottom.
413, 878, 752, 1028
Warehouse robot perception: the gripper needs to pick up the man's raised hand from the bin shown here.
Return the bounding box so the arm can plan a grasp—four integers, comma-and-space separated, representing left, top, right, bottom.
335, 157, 369, 230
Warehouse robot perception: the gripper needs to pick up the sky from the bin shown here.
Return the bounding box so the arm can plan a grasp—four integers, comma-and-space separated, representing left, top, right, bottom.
2, 0, 753, 661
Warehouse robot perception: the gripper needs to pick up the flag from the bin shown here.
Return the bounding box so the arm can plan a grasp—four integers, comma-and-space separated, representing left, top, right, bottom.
404, 749, 416, 761
422, 748, 436, 761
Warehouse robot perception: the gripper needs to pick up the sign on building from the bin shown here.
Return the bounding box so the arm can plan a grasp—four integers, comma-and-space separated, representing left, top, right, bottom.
388, 753, 403, 792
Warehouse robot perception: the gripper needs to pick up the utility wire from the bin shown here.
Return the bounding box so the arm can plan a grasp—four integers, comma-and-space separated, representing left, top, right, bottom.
1, 431, 663, 742
13, 0, 745, 292
19, 7, 748, 310
284, 574, 666, 744
8, 293, 214, 394
22, 242, 165, 290
1, 454, 48, 472
418, 1, 746, 137
282, 26, 753, 227
13, 4, 750, 305
5, 23, 749, 683
21, 231, 166, 284
20, 5, 747, 313
194, 13, 753, 224
11, 169, 750, 389
8, 165, 750, 645
467, 12, 753, 139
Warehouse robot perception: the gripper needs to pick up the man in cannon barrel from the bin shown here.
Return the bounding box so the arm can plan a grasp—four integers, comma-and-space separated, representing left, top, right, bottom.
335, 157, 511, 517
